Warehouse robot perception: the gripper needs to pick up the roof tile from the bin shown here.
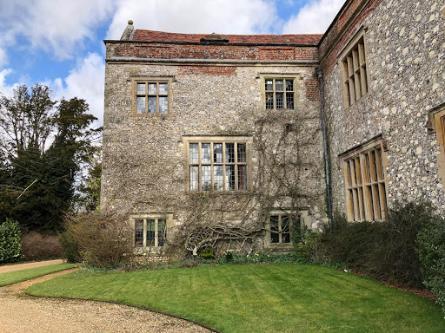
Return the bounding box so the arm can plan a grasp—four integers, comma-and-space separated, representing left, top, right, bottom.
132, 29, 322, 45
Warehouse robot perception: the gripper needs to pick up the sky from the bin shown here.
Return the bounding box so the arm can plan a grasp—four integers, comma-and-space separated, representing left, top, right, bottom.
0, 0, 345, 126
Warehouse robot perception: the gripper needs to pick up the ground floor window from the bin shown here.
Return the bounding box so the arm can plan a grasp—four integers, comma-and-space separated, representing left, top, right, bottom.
431, 105, 445, 187
269, 212, 299, 244
340, 137, 388, 222
133, 216, 167, 248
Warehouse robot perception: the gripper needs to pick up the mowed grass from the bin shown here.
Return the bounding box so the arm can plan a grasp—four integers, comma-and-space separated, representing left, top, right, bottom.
27, 263, 444, 333
0, 263, 76, 286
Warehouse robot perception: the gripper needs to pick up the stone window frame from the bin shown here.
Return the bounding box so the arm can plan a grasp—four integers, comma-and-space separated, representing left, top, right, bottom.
430, 104, 445, 187
130, 214, 174, 249
338, 28, 370, 109
265, 210, 302, 248
339, 136, 388, 222
182, 136, 253, 193
259, 74, 299, 111
131, 77, 173, 115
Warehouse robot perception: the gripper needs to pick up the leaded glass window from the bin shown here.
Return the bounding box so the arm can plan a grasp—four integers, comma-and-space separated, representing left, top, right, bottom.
187, 141, 248, 192
133, 217, 167, 248
134, 81, 169, 113
269, 213, 297, 244
265, 78, 295, 110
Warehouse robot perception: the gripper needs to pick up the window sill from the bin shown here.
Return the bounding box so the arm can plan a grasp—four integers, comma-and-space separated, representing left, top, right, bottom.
187, 190, 251, 195
265, 108, 296, 111
343, 93, 369, 111
265, 243, 294, 251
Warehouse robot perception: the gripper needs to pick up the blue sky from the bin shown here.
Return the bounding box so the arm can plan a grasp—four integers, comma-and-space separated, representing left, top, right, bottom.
0, 0, 345, 125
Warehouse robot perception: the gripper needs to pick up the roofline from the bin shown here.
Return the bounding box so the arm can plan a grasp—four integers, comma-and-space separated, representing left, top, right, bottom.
103, 0, 359, 49
317, 0, 374, 48
103, 39, 320, 47
105, 57, 319, 66
317, 0, 354, 46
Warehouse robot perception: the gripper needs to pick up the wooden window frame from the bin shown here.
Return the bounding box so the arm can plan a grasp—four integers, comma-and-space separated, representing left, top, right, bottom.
340, 138, 388, 222
431, 106, 445, 187
183, 136, 253, 193
262, 77, 296, 111
131, 77, 172, 115
130, 214, 173, 249
338, 28, 369, 108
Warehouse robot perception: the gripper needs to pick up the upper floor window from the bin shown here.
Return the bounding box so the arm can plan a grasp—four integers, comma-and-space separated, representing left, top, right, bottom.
265, 78, 295, 110
133, 216, 167, 248
186, 139, 249, 192
341, 138, 387, 222
340, 34, 368, 107
134, 80, 169, 114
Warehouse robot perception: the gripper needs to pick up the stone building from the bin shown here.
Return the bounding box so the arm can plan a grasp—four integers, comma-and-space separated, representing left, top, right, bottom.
102, 0, 444, 256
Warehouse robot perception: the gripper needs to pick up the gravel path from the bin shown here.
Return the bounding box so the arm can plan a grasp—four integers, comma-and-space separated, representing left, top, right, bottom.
0, 259, 64, 273
0, 270, 212, 333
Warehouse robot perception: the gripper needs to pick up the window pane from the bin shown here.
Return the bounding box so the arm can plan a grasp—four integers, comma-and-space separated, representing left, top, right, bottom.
158, 83, 168, 95
148, 97, 156, 113
265, 79, 273, 91
202, 143, 211, 163
270, 215, 279, 243
286, 93, 294, 109
190, 166, 199, 191
281, 215, 290, 243
136, 97, 145, 113
276, 92, 284, 109
147, 219, 155, 246
148, 83, 157, 95
286, 79, 293, 91
225, 165, 235, 191
238, 165, 247, 191
225, 143, 235, 163
275, 79, 284, 91
134, 219, 144, 247
158, 219, 166, 247
201, 166, 211, 191
137, 83, 146, 94
159, 97, 168, 113
266, 92, 274, 109
213, 165, 223, 191
213, 143, 223, 163
237, 144, 246, 163
189, 143, 199, 164
291, 214, 302, 241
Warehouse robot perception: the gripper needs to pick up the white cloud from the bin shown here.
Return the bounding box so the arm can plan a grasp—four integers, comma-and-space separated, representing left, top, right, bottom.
107, 0, 280, 39
0, 69, 18, 97
283, 0, 345, 34
0, 0, 113, 60
51, 53, 104, 126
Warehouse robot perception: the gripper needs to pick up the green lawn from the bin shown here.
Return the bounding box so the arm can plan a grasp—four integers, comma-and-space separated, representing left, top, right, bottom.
27, 263, 444, 333
0, 263, 76, 286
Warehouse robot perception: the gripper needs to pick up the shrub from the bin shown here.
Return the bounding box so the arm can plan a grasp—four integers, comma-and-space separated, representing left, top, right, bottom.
198, 247, 215, 260
369, 202, 431, 286
21, 232, 63, 261
0, 219, 21, 263
417, 214, 445, 315
294, 230, 324, 263
219, 252, 298, 264
311, 202, 436, 287
63, 213, 132, 268
59, 229, 81, 263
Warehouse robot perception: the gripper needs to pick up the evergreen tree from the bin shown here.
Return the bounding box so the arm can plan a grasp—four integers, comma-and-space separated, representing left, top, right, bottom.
0, 85, 100, 231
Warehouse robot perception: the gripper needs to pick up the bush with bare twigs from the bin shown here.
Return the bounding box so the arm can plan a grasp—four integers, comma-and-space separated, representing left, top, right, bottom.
61, 213, 132, 268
